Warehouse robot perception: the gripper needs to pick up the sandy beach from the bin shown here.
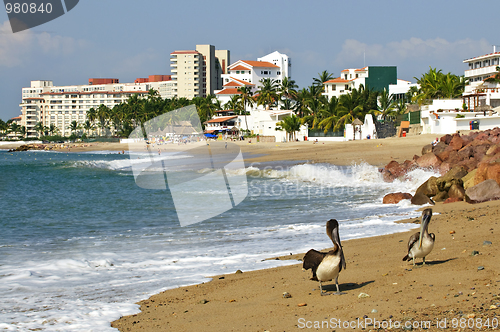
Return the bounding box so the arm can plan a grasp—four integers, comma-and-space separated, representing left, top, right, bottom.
3, 135, 499, 330
105, 134, 498, 331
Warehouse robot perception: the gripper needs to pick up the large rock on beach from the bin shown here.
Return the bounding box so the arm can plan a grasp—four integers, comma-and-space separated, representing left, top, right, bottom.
411, 192, 435, 205
421, 144, 433, 155
416, 152, 442, 169
433, 191, 449, 202
448, 134, 464, 151
415, 176, 439, 198
382, 192, 413, 204
463, 169, 478, 190
448, 183, 466, 200
465, 179, 500, 203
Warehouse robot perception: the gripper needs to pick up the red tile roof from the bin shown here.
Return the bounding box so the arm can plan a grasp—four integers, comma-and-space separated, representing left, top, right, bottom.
230, 65, 250, 71
324, 78, 352, 84
216, 88, 242, 95
231, 77, 254, 86
205, 116, 237, 123
231, 60, 279, 68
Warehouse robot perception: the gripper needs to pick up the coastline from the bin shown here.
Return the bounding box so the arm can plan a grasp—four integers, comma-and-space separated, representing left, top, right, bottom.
1, 133, 436, 166
111, 200, 500, 331
101, 134, 500, 331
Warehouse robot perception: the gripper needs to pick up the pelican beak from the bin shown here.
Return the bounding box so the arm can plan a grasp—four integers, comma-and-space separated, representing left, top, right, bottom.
418, 212, 431, 249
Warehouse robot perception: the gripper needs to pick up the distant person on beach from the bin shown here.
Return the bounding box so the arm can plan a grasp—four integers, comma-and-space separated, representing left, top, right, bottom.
432, 137, 439, 146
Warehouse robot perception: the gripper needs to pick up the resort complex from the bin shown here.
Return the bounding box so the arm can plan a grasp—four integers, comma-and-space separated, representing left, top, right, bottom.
7, 45, 500, 141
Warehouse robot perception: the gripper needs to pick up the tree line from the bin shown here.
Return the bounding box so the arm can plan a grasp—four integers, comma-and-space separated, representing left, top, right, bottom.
0, 67, 468, 140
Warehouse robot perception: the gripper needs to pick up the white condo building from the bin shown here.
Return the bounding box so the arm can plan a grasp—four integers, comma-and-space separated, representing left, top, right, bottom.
463, 47, 500, 110
19, 77, 174, 138
215, 51, 291, 108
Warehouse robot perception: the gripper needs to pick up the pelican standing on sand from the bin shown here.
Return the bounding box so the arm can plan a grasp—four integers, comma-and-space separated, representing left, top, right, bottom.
402, 208, 435, 266
303, 219, 346, 296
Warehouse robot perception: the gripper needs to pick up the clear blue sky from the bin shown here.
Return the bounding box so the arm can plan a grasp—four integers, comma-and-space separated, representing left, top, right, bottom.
0, 0, 498, 120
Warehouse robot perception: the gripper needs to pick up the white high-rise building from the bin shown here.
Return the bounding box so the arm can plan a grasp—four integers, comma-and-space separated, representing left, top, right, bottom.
19, 77, 174, 138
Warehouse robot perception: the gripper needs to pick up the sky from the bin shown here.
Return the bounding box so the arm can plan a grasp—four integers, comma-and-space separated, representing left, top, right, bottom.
0, 0, 498, 121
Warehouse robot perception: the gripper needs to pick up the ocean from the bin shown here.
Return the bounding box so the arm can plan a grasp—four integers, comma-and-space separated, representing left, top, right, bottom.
0, 148, 437, 331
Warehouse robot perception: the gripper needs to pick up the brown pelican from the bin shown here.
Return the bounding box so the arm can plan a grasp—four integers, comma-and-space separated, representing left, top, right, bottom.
402, 208, 435, 266
303, 219, 346, 296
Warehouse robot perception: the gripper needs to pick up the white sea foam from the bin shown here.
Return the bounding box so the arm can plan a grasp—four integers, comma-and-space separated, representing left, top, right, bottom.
0, 157, 436, 331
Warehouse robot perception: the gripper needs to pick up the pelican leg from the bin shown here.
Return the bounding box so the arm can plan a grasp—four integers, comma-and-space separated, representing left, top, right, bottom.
334, 277, 346, 295
319, 281, 330, 296
422, 257, 426, 266
412, 256, 415, 266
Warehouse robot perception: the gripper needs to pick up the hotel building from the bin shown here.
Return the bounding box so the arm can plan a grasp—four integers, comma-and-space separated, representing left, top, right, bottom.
463, 47, 500, 110
19, 76, 173, 138
170, 44, 230, 99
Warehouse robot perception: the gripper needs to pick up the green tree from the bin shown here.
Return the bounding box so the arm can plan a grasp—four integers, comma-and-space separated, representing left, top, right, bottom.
69, 120, 80, 136
237, 86, 254, 132
256, 78, 279, 109
276, 114, 301, 142
34, 122, 45, 138
313, 70, 334, 86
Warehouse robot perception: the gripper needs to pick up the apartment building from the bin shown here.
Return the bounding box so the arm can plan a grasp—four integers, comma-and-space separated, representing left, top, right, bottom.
19, 77, 174, 138
323, 66, 398, 99
215, 51, 291, 108
463, 47, 500, 110
169, 44, 230, 99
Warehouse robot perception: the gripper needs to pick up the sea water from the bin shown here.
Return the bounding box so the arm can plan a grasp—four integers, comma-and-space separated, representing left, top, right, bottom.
0, 149, 437, 331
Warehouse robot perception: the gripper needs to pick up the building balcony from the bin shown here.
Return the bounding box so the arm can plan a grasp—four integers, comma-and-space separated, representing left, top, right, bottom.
465, 66, 498, 78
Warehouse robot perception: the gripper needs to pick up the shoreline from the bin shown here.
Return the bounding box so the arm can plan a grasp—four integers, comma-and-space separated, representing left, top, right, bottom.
111, 200, 500, 331
103, 134, 500, 331
1, 133, 436, 166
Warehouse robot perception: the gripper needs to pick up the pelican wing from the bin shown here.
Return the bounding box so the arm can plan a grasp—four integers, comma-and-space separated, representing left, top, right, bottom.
303, 249, 327, 280
402, 231, 420, 261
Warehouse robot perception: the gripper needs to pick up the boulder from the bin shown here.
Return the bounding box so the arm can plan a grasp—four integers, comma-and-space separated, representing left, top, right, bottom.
440, 134, 453, 145
462, 169, 478, 190
486, 144, 500, 156
437, 162, 452, 175
422, 144, 433, 155
475, 162, 500, 186
411, 192, 435, 205
465, 179, 500, 203
448, 183, 466, 200
448, 134, 464, 151
415, 176, 439, 197
437, 177, 463, 192
383, 192, 413, 204
432, 141, 448, 155
416, 153, 442, 169
433, 191, 449, 202
441, 166, 468, 183
458, 145, 474, 160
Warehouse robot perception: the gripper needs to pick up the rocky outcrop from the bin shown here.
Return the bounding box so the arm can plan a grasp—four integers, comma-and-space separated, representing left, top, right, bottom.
381, 128, 500, 204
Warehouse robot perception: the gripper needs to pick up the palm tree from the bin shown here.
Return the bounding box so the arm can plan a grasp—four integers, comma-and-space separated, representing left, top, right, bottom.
237, 86, 254, 133
68, 120, 80, 136
97, 104, 110, 136
333, 88, 365, 131
256, 78, 279, 109
313, 70, 334, 86
82, 120, 93, 136
34, 122, 45, 138
278, 77, 298, 103
48, 123, 58, 136
276, 114, 301, 142
317, 96, 340, 133
378, 88, 396, 120
9, 122, 21, 139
